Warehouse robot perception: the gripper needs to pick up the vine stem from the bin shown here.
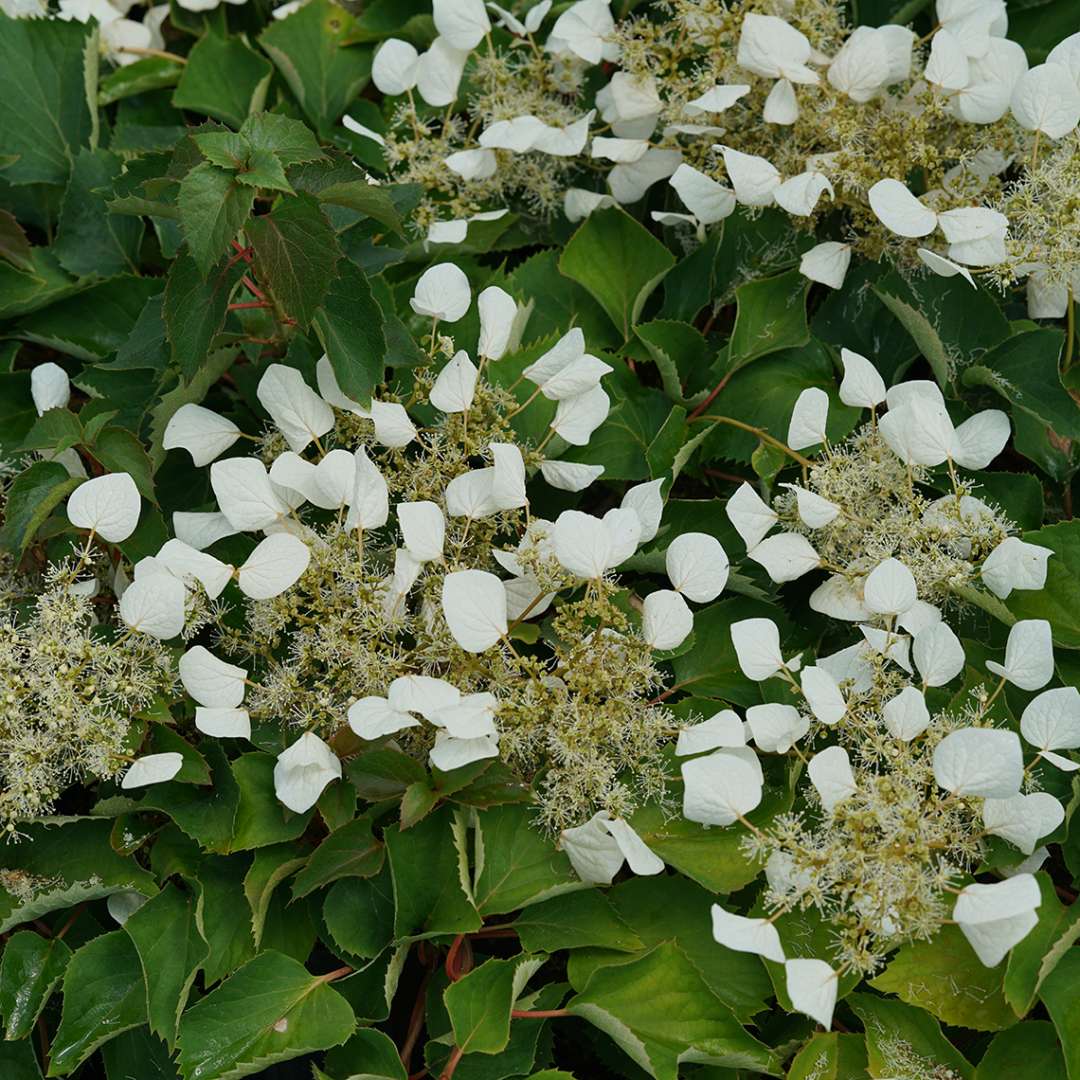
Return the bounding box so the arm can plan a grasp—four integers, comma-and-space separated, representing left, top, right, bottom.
510, 1008, 571, 1019
689, 413, 812, 467
440, 1046, 465, 1080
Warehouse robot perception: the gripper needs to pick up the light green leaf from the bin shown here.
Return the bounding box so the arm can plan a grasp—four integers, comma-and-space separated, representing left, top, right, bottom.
316, 181, 403, 232
123, 883, 209, 1048
0, 930, 72, 1041
291, 814, 383, 899
787, 1033, 869, 1079
726, 269, 809, 374
48, 931, 147, 1076
243, 845, 306, 949
559, 207, 676, 341
178, 162, 255, 277
175, 950, 355, 1080
514, 890, 643, 954
172, 31, 272, 130
567, 941, 780, 1079
444, 956, 527, 1056
242, 112, 326, 167
99, 55, 183, 106
1038, 945, 1080, 1076
975, 1022, 1066, 1079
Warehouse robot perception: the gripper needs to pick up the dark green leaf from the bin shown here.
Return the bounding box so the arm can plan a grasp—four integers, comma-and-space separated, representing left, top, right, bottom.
726, 269, 810, 374
99, 56, 184, 106
291, 814, 384, 898
0, 460, 81, 556
163, 254, 236, 381
514, 890, 643, 954
242, 112, 327, 167
178, 162, 255, 276
317, 181, 403, 232
444, 956, 523, 1056
172, 31, 272, 129
322, 867, 395, 959
90, 426, 156, 503
230, 752, 315, 851
0, 930, 72, 1041
0, 208, 33, 271
975, 1022, 1066, 1079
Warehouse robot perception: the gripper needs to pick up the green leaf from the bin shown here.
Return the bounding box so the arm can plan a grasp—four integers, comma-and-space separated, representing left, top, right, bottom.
312, 257, 386, 404
259, 0, 373, 137
444, 956, 524, 1056
963, 329, 1080, 439
123, 883, 208, 1049
245, 194, 340, 326
1039, 946, 1080, 1076
163, 253, 236, 381
193, 131, 253, 170
847, 994, 973, 1080
787, 1033, 869, 1079
322, 868, 395, 959
1004, 520, 1080, 647
975, 1022, 1066, 1079
244, 845, 307, 949
172, 31, 272, 129
514, 890, 643, 954
0, 1039, 42, 1080
242, 112, 326, 167
20, 407, 83, 453
0, 208, 33, 271
0, 930, 72, 1041
559, 207, 676, 341
316, 180, 404, 232
90, 425, 156, 503
175, 950, 355, 1080
178, 162, 255, 276
193, 856, 256, 985
291, 814, 384, 898
235, 148, 294, 192
1005, 873, 1080, 1016
868, 924, 1017, 1031
635, 319, 712, 405
385, 806, 481, 940
101, 1025, 179, 1080
229, 752, 315, 851
567, 941, 779, 1079
0, 460, 80, 555
48, 931, 147, 1076
0, 13, 96, 186
472, 803, 585, 915
54, 149, 143, 278
99, 55, 184, 106
322, 1027, 406, 1080
726, 269, 810, 375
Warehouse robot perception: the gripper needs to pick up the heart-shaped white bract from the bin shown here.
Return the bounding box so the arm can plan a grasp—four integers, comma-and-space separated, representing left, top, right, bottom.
642, 589, 693, 651
747, 533, 821, 583
711, 904, 786, 963
195, 708, 251, 739
430, 350, 479, 413
163, 403, 242, 466
933, 727, 1023, 798
560, 812, 663, 885
669, 163, 736, 224
953, 874, 1041, 967
477, 285, 519, 360
807, 746, 857, 812
981, 536, 1053, 599
237, 533, 311, 600
31, 362, 71, 415
156, 539, 233, 600
411, 262, 472, 322
273, 731, 341, 813
785, 959, 838, 1029
913, 621, 966, 686
983, 792, 1064, 854
173, 511, 237, 551
868, 178, 938, 237
1010, 62, 1080, 138
882, 685, 931, 741
121, 752, 184, 789
731, 617, 788, 681
737, 13, 818, 84
442, 569, 508, 652
1020, 686, 1080, 768
665, 532, 728, 602
675, 710, 745, 756
863, 557, 917, 617
211, 458, 288, 532
348, 695, 420, 740
179, 645, 247, 708
118, 571, 186, 639
681, 747, 763, 825
747, 703, 810, 753
433, 0, 490, 50
415, 38, 470, 108
620, 478, 664, 543
257, 364, 335, 454
800, 241, 852, 290
347, 446, 390, 532
801, 665, 847, 725
985, 619, 1054, 691
788, 386, 830, 450
67, 472, 141, 543
726, 483, 778, 549
540, 460, 605, 492
371, 37, 420, 95
398, 501, 446, 562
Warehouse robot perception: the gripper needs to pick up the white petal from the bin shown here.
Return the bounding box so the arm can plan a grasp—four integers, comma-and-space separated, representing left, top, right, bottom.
665, 532, 728, 602
933, 727, 1023, 796
917, 248, 976, 287
211, 458, 287, 531
560, 813, 624, 885
477, 286, 518, 360
430, 350, 478, 412
67, 473, 141, 543
388, 675, 461, 719
985, 619, 1054, 691
774, 171, 833, 217
642, 589, 693, 650
782, 484, 840, 528
807, 745, 857, 811
442, 569, 508, 651
747, 703, 809, 753
981, 537, 1052, 599
553, 509, 611, 578
787, 386, 829, 449
602, 507, 642, 568
552, 385, 610, 445
879, 399, 954, 466
863, 557, 917, 616
950, 410, 1009, 469
685, 84, 751, 114
763, 77, 799, 123
838, 348, 886, 408
118, 572, 186, 639
430, 732, 500, 771
316, 354, 371, 416
256, 365, 334, 454
682, 747, 763, 825
415, 37, 469, 107
721, 147, 780, 207
179, 645, 246, 708
273, 732, 340, 813
121, 752, 183, 789
747, 533, 820, 583
348, 696, 419, 739
237, 533, 310, 599
370, 401, 417, 449
1010, 63, 1080, 138
913, 621, 965, 686
675, 710, 746, 755
163, 403, 241, 466
1020, 686, 1080, 752
398, 500, 445, 562
785, 959, 838, 1029
445, 469, 499, 519
411, 262, 471, 322
712, 905, 785, 963
737, 13, 817, 83
801, 665, 846, 725
490, 442, 527, 511
541, 460, 605, 492
800, 242, 851, 289
669, 164, 735, 224
173, 511, 236, 551
882, 685, 931, 740
868, 178, 938, 238
983, 792, 1064, 855
620, 478, 664, 543
445, 147, 497, 180
371, 37, 420, 95
925, 28, 971, 89
603, 818, 664, 876
195, 707, 251, 739
726, 483, 778, 549
731, 617, 786, 681
31, 362, 70, 415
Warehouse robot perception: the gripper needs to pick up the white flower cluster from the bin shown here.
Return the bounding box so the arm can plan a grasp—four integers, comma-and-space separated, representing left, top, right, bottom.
46, 263, 728, 826
362, 0, 1080, 300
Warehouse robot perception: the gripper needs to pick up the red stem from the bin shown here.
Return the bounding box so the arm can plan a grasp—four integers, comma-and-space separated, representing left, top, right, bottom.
230, 239, 254, 264
687, 372, 732, 421
228, 300, 271, 310
510, 1008, 571, 1019
317, 965, 353, 983
241, 274, 267, 301
440, 1046, 465, 1080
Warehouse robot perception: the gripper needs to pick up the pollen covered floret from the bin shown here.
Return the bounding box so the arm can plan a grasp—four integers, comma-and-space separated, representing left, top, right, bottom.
354, 0, 1079, 296
688, 350, 1063, 1027
154, 265, 727, 831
